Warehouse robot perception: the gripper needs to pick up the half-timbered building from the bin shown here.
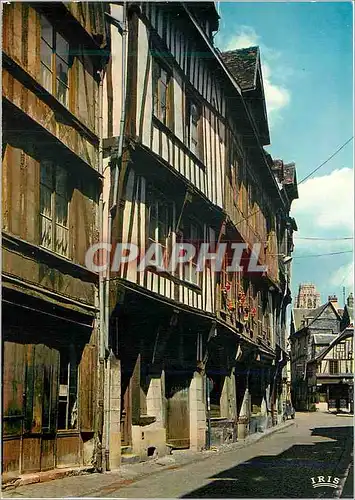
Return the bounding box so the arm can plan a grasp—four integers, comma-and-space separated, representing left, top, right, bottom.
2, 0, 299, 476
103, 1, 298, 460
1, 2, 119, 479
290, 298, 343, 410
307, 327, 354, 413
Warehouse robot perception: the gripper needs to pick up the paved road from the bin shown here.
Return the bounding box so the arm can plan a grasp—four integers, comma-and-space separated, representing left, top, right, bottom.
4, 412, 353, 498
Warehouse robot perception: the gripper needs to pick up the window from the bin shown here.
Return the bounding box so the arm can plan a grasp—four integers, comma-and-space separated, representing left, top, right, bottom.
147, 190, 173, 267
249, 183, 257, 229
243, 177, 249, 217
183, 221, 202, 285
335, 343, 345, 359
41, 15, 70, 107
187, 99, 203, 160
329, 360, 339, 375
152, 58, 173, 127
58, 345, 78, 430
40, 161, 70, 257
229, 146, 239, 206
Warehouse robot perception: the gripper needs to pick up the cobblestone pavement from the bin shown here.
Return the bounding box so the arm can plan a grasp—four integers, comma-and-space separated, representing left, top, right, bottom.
3, 412, 353, 498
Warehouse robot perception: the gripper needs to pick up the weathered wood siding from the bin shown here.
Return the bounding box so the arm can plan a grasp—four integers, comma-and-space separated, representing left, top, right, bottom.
2, 138, 98, 303
113, 169, 216, 313
2, 336, 98, 474
2, 3, 101, 166
111, 4, 226, 208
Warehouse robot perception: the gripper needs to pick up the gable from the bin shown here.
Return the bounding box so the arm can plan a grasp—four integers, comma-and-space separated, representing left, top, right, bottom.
323, 335, 352, 361
308, 302, 341, 331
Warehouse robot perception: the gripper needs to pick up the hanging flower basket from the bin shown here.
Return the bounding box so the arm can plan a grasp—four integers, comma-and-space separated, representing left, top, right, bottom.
227, 300, 235, 311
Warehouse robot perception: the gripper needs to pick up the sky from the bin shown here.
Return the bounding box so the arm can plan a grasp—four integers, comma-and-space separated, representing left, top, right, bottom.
214, 0, 354, 307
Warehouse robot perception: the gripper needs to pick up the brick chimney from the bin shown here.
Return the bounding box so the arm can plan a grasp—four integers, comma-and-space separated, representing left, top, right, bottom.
347, 293, 354, 308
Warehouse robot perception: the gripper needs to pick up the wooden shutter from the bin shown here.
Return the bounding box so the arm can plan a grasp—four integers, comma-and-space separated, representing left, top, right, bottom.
79, 344, 97, 432
50, 348, 60, 433
3, 342, 26, 436
23, 344, 59, 434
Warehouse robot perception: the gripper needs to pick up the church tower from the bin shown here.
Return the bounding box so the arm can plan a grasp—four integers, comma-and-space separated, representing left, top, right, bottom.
295, 283, 321, 309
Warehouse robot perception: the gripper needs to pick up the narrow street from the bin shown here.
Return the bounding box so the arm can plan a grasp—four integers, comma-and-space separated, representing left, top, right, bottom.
4, 412, 353, 499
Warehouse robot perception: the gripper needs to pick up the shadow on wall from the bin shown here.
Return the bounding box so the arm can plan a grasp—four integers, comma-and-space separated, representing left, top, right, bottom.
180, 426, 353, 498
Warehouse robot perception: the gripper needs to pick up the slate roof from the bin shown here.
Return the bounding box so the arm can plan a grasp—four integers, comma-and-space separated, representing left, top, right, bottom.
312, 333, 337, 345
220, 46, 259, 91
293, 302, 341, 334
293, 304, 326, 331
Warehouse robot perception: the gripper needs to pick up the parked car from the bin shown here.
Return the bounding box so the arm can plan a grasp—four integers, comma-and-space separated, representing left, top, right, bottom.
283, 402, 296, 420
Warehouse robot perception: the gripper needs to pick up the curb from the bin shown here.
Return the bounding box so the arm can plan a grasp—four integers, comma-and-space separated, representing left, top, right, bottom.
2, 466, 95, 491
204, 419, 295, 455
333, 442, 354, 498
2, 421, 294, 493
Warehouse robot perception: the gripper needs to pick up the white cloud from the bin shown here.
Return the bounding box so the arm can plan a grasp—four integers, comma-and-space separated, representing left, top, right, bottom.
291, 167, 354, 235
330, 261, 354, 289
217, 26, 291, 124
223, 26, 259, 51
261, 61, 290, 116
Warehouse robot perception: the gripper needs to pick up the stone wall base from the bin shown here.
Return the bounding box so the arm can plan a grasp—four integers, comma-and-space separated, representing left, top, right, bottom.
210, 418, 237, 446
131, 425, 167, 461
2, 466, 95, 491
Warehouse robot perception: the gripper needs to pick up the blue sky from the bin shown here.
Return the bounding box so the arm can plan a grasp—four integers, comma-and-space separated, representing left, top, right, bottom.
215, 1, 354, 306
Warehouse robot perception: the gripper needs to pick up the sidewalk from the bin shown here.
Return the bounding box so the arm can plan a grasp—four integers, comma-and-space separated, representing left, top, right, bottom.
3, 420, 295, 495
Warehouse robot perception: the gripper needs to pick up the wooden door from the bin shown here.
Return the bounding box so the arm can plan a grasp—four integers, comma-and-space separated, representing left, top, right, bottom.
166, 376, 190, 449
3, 342, 60, 474
2, 341, 26, 475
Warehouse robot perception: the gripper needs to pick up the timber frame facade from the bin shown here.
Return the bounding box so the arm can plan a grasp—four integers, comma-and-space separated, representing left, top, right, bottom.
1, 2, 118, 479
103, 1, 298, 460
2, 1, 299, 476
307, 327, 354, 413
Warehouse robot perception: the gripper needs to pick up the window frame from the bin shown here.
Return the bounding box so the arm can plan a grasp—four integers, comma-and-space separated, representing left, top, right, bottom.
40, 161, 70, 258
58, 345, 79, 431
40, 14, 71, 108
182, 219, 203, 287
152, 56, 174, 129
147, 188, 173, 269
335, 342, 346, 359
186, 95, 204, 161
329, 360, 339, 375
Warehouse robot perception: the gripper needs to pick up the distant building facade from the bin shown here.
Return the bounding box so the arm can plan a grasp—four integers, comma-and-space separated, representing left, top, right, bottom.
295, 283, 321, 309
290, 292, 353, 411
307, 327, 354, 413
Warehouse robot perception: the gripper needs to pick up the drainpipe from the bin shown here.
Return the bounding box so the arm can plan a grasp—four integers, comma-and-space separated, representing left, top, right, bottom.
104, 1, 128, 472
97, 63, 106, 471
206, 376, 211, 450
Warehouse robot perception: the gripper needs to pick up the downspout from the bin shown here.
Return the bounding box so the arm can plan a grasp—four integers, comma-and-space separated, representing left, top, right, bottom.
97, 66, 105, 471
104, 1, 128, 472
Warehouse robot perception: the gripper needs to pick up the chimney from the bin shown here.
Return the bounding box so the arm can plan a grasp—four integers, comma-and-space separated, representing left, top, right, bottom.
347, 293, 354, 308
328, 295, 338, 303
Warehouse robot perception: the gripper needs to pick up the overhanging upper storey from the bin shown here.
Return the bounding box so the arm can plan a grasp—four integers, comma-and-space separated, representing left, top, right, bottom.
183, 1, 220, 39
220, 46, 270, 146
